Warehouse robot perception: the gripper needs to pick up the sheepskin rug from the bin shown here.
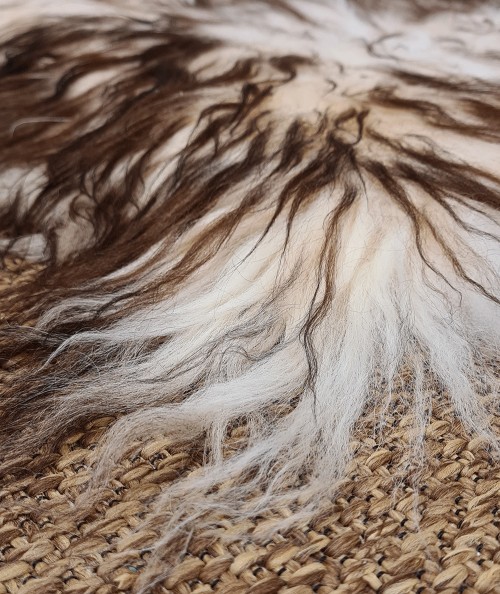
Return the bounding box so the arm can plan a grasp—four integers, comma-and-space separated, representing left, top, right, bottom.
0, 1, 499, 590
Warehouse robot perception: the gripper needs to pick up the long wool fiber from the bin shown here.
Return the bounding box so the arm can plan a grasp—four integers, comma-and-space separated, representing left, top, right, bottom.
0, 0, 499, 590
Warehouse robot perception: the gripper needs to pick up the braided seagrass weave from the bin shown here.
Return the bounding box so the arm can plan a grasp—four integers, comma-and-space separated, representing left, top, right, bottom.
1, 260, 499, 593
1, 395, 500, 593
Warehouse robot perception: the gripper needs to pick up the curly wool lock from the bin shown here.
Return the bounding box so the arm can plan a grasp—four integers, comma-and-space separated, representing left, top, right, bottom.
0, 1, 499, 590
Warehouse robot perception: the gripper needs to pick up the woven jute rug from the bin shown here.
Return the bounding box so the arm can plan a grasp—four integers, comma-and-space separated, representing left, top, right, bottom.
1, 258, 499, 594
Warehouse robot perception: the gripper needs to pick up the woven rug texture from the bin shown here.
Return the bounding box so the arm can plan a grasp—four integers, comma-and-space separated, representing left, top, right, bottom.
1, 259, 499, 594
